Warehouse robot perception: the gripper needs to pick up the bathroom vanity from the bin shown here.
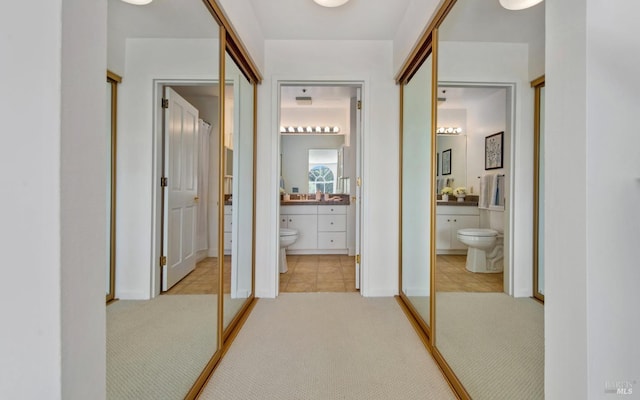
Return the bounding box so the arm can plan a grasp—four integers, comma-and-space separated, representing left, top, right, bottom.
435, 204, 479, 254
280, 202, 349, 254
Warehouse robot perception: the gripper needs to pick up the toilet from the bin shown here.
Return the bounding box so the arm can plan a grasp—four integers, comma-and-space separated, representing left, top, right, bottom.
457, 228, 504, 273
279, 228, 299, 273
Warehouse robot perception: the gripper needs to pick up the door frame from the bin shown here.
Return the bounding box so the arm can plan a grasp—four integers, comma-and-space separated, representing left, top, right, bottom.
151, 79, 219, 297
272, 78, 367, 296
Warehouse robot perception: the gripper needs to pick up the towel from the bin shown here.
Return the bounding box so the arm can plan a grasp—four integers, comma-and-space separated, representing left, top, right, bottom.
490, 174, 499, 206
479, 174, 492, 209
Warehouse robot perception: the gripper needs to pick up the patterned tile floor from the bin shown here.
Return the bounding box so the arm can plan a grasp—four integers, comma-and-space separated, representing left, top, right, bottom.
435, 255, 503, 292
279, 255, 358, 293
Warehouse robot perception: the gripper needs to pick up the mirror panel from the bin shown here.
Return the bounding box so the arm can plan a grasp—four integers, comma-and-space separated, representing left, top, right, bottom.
106, 0, 220, 398
400, 53, 433, 328
433, 1, 545, 399
223, 50, 255, 332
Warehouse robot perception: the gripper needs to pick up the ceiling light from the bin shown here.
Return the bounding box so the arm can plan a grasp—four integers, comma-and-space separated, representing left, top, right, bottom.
313, 0, 350, 7
121, 0, 153, 5
498, 0, 543, 10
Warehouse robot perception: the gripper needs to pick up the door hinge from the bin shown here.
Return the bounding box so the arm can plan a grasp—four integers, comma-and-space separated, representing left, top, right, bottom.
356, 254, 361, 264
161, 177, 168, 187
160, 256, 167, 266
357, 100, 362, 110
161, 98, 169, 109
356, 177, 362, 187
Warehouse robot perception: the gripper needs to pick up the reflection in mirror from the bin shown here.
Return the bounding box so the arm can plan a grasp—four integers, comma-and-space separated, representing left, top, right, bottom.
533, 79, 545, 302
308, 149, 339, 194
400, 53, 433, 329
106, 0, 220, 398
223, 50, 255, 332
434, 1, 544, 399
436, 134, 467, 192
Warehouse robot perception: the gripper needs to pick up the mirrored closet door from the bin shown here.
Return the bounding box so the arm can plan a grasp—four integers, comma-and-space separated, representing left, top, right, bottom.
399, 49, 435, 334
532, 76, 545, 302
106, 71, 120, 303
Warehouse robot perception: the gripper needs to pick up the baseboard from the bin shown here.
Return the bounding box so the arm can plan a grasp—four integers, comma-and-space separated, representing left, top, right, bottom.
115, 291, 149, 300
287, 249, 348, 255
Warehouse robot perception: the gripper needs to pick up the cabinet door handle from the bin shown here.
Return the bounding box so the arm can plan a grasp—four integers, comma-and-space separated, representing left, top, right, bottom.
330, 240, 334, 243
330, 222, 334, 225
453, 219, 457, 222
289, 219, 292, 222
331, 208, 334, 212
447, 219, 450, 222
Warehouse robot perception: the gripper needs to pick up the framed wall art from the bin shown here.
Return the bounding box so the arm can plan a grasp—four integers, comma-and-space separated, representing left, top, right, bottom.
485, 131, 504, 170
442, 148, 451, 175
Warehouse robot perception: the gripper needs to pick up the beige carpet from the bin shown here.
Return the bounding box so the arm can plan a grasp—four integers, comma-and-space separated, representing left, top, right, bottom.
107, 295, 219, 400
436, 292, 544, 400
199, 293, 455, 400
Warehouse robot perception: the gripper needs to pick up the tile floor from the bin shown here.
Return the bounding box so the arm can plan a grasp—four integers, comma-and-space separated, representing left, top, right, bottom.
165, 256, 230, 295
435, 254, 503, 292
279, 255, 358, 293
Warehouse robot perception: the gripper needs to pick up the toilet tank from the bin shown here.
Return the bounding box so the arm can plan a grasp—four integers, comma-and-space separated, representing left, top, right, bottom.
479, 208, 504, 233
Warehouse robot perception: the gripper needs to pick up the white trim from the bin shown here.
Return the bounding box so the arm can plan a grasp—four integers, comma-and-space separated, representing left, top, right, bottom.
272, 76, 369, 297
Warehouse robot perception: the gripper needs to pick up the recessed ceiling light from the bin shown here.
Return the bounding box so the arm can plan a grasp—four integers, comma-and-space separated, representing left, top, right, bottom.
313, 0, 350, 8
499, 0, 543, 10
121, 0, 153, 5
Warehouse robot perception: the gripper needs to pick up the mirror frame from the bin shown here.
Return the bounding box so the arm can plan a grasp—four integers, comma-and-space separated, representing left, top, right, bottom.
185, 2, 262, 398
397, 39, 436, 341
106, 70, 121, 304
531, 75, 545, 303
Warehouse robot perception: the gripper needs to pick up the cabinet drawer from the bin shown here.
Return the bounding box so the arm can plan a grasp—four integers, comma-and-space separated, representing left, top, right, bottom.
223, 217, 233, 232
318, 205, 346, 215
281, 205, 317, 215
223, 232, 232, 251
318, 232, 346, 249
318, 214, 346, 232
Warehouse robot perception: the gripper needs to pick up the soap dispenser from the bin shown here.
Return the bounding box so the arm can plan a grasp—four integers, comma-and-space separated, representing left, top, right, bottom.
316, 190, 322, 201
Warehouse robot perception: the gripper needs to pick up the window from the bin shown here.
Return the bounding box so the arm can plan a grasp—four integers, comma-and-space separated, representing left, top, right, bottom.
308, 165, 334, 193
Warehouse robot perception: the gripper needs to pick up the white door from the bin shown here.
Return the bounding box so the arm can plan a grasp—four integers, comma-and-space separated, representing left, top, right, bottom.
355, 87, 363, 290
162, 87, 199, 291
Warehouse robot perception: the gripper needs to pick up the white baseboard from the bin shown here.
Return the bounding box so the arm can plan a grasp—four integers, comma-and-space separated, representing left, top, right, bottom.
287, 249, 348, 255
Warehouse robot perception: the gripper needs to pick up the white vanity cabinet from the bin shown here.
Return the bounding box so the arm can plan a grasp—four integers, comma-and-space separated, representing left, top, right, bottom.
317, 205, 347, 250
280, 204, 348, 254
280, 205, 318, 251
436, 206, 479, 254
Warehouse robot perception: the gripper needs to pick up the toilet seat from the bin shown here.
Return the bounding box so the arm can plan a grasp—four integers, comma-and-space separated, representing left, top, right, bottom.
280, 228, 298, 236
457, 228, 498, 237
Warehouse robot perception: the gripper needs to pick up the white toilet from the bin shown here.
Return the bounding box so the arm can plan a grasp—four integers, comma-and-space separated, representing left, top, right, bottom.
457, 207, 504, 273
279, 228, 299, 273
457, 228, 504, 273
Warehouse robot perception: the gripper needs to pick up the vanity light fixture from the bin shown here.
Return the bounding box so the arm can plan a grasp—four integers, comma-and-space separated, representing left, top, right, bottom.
121, 0, 153, 5
280, 126, 341, 134
436, 127, 463, 135
498, 0, 543, 10
313, 0, 350, 7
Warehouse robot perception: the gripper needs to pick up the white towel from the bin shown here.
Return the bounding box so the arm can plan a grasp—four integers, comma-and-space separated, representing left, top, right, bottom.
479, 174, 491, 208
490, 174, 499, 206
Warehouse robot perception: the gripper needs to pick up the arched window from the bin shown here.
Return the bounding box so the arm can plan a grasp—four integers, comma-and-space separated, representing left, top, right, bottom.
308, 165, 334, 194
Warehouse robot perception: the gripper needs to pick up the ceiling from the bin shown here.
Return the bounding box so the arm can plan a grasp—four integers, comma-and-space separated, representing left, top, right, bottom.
247, 0, 411, 40
280, 85, 357, 108
437, 86, 506, 110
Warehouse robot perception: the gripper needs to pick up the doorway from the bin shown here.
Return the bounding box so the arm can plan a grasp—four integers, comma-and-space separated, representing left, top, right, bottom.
276, 82, 363, 294
151, 80, 220, 296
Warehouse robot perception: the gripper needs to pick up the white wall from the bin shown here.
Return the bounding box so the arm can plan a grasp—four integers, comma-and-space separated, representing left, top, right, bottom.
116, 39, 219, 299
393, 0, 442, 74
439, 41, 532, 297
1, 1, 107, 398
546, 0, 640, 398
466, 89, 508, 191
256, 40, 398, 298
217, 0, 265, 73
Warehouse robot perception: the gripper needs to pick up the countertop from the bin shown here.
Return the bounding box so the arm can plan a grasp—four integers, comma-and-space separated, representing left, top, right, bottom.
436, 200, 478, 206
281, 199, 350, 206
